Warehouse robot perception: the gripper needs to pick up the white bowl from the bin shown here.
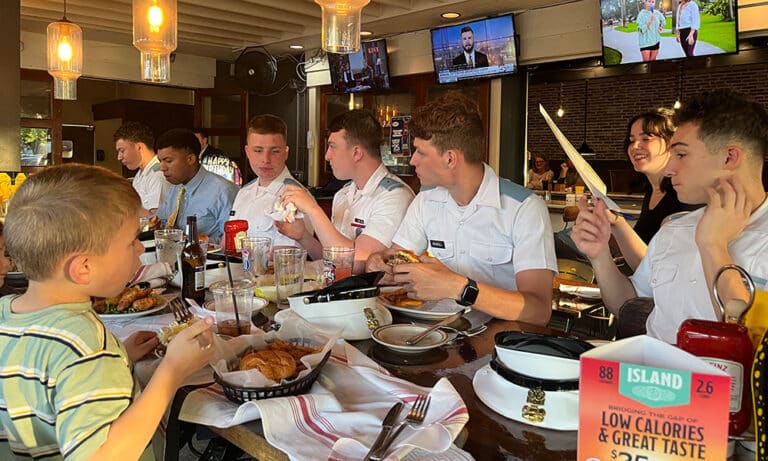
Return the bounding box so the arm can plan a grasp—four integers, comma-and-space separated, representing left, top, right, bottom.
372, 324, 448, 354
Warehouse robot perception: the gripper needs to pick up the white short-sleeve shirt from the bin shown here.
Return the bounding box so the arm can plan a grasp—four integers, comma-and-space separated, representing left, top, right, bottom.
392, 164, 557, 290
632, 198, 768, 344
331, 163, 414, 246
231, 167, 314, 248
132, 155, 168, 211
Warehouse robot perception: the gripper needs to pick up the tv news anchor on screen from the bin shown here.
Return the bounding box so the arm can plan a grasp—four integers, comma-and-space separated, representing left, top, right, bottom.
452, 26, 489, 69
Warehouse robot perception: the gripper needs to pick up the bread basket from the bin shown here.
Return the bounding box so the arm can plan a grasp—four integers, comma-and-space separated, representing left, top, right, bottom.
213, 337, 331, 404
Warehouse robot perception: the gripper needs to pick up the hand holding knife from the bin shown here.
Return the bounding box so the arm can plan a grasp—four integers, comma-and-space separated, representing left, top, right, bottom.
362, 402, 403, 461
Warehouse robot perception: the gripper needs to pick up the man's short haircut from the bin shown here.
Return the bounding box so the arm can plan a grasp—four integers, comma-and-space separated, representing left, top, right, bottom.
460, 26, 474, 35
192, 127, 209, 139
673, 89, 768, 164
156, 128, 202, 158
408, 93, 485, 164
248, 114, 288, 143
113, 121, 155, 149
5, 164, 141, 281
328, 109, 382, 158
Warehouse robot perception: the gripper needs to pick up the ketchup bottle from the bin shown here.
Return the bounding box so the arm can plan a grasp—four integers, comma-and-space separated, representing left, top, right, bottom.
677, 264, 755, 436
224, 211, 249, 256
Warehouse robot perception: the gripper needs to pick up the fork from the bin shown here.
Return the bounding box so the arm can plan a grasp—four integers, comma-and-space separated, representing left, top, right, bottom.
369, 394, 430, 461
169, 297, 211, 350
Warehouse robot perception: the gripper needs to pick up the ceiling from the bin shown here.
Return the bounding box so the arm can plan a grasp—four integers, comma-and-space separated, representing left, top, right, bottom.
20, 0, 573, 61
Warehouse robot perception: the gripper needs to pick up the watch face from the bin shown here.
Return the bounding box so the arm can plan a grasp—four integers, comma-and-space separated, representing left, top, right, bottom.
460, 280, 479, 306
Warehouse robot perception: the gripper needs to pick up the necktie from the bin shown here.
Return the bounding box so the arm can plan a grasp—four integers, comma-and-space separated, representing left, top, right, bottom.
166, 185, 185, 229
468, 54, 473, 68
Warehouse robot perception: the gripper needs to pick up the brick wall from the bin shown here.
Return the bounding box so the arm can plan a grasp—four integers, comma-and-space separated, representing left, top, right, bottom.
527, 62, 768, 162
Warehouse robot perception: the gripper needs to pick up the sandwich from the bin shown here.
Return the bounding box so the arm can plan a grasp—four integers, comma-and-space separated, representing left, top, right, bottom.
388, 249, 420, 265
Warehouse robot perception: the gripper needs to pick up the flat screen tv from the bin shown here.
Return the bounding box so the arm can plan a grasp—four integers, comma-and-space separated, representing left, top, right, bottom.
430, 14, 518, 84
599, 0, 738, 66
327, 39, 391, 93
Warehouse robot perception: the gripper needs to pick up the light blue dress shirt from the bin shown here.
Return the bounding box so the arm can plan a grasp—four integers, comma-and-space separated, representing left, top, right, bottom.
156, 167, 238, 241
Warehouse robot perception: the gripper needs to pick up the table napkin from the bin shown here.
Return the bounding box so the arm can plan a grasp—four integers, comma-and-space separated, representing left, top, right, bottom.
179, 312, 470, 461
128, 262, 173, 288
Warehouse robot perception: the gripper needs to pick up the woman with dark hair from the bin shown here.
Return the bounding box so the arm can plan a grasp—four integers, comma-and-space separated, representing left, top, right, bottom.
526, 153, 554, 190
607, 108, 693, 270
675, 0, 700, 57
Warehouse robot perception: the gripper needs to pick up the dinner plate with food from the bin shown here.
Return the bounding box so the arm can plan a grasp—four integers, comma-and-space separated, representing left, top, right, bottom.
92, 286, 169, 318
378, 287, 464, 320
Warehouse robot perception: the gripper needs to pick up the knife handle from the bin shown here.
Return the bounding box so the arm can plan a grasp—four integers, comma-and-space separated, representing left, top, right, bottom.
369, 422, 405, 460
363, 425, 394, 461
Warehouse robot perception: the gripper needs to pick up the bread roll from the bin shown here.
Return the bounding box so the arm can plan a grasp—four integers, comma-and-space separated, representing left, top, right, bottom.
239, 349, 297, 380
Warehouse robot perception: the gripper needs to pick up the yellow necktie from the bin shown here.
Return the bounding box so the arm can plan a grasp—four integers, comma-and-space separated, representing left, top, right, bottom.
166, 185, 185, 229
468, 55, 473, 68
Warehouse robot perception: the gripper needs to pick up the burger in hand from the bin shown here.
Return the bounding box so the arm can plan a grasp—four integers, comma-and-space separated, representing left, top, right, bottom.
387, 249, 420, 266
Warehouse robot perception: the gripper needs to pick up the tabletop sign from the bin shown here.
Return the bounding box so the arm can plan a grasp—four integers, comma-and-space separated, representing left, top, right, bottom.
578, 336, 730, 461
390, 115, 411, 157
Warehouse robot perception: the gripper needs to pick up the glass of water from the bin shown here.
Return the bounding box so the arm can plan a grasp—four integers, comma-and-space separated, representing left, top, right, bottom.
154, 229, 184, 282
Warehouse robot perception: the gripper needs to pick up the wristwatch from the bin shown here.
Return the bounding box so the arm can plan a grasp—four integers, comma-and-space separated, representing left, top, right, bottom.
457, 278, 479, 306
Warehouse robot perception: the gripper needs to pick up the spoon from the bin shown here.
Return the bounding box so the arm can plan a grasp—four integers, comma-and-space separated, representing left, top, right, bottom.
441, 324, 488, 341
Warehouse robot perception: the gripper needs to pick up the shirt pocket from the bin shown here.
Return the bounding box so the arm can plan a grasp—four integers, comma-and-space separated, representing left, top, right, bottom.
469, 241, 513, 265
649, 262, 678, 289
429, 241, 455, 262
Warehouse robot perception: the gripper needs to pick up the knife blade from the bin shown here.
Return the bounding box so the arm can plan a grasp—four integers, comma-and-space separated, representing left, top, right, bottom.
405, 308, 471, 345
362, 401, 403, 461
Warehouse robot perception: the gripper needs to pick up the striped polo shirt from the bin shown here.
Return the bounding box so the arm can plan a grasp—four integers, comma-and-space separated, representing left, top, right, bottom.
0, 297, 140, 460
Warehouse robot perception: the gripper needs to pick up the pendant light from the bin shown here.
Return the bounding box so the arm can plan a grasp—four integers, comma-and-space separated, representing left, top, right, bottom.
578, 80, 595, 155
556, 82, 565, 118
46, 0, 83, 100
674, 64, 683, 109
315, 0, 370, 54
132, 0, 177, 82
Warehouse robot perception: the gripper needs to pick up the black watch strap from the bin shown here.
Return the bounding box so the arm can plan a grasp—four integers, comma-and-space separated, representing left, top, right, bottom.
457, 278, 479, 306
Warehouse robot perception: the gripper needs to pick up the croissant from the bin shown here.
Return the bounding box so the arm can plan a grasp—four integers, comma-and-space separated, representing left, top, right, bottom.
239, 350, 297, 380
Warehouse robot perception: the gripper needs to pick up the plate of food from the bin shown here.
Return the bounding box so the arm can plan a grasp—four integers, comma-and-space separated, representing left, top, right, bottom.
206, 243, 222, 253
93, 286, 169, 318
378, 287, 464, 320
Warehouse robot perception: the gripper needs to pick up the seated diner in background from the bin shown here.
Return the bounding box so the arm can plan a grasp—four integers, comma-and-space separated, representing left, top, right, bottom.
0, 164, 214, 460
607, 108, 697, 271
155, 128, 238, 242
571, 89, 768, 344
558, 158, 585, 188
230, 114, 314, 248
276, 109, 414, 273
526, 153, 554, 190
366, 93, 556, 325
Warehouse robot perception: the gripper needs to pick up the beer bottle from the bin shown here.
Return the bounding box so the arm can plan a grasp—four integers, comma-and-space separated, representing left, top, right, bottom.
182, 216, 206, 304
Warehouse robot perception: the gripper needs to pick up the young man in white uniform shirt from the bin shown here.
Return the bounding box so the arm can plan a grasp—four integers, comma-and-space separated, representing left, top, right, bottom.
277, 110, 414, 273
367, 94, 556, 324
230, 115, 313, 248
114, 121, 168, 213
572, 90, 768, 343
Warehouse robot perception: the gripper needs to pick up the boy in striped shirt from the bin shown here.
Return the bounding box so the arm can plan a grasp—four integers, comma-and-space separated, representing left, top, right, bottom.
0, 165, 214, 460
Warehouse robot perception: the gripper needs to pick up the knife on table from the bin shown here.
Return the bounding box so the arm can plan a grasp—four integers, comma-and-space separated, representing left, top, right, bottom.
362, 401, 403, 461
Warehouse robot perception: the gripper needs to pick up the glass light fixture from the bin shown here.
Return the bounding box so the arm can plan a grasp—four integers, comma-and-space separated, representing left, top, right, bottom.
315, 0, 370, 54
132, 0, 177, 83
46, 0, 82, 100
556, 82, 565, 118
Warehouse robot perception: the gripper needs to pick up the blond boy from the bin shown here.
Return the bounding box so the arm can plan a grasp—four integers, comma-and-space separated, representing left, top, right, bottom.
0, 164, 213, 460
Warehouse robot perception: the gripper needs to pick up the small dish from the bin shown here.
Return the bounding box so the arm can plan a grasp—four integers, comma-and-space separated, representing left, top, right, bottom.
372, 324, 449, 354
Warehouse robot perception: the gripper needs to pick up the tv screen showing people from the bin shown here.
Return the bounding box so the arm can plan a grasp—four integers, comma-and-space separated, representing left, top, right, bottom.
328, 39, 391, 94
600, 0, 738, 65
430, 14, 518, 84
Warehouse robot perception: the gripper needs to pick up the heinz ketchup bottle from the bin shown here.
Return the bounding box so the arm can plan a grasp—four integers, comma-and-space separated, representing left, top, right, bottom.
677, 264, 755, 436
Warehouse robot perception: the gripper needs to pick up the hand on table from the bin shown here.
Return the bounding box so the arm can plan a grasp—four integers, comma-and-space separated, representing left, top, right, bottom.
570, 196, 613, 260
392, 255, 465, 301
124, 330, 160, 363
696, 176, 753, 249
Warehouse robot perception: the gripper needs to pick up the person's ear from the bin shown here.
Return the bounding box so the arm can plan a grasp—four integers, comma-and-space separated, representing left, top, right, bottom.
64, 254, 91, 285
723, 145, 743, 170
352, 145, 365, 162
444, 149, 459, 169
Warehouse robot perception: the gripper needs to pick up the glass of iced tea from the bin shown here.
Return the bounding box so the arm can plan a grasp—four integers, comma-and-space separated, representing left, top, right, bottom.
210, 279, 257, 336
322, 246, 355, 286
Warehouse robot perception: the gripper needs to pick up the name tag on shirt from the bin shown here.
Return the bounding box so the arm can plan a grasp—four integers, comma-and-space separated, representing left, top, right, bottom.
351, 218, 366, 229
429, 240, 446, 249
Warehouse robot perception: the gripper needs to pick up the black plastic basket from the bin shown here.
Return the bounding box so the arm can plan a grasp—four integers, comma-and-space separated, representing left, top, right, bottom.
214, 339, 331, 404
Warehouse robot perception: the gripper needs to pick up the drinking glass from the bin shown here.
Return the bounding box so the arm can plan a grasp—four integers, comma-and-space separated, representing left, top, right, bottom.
242, 237, 272, 280
322, 246, 354, 286
273, 247, 307, 307
210, 279, 256, 336
154, 229, 184, 282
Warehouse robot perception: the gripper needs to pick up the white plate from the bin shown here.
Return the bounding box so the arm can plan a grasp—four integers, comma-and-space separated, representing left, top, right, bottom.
372, 324, 449, 353
378, 297, 464, 320
206, 243, 222, 254
98, 295, 170, 319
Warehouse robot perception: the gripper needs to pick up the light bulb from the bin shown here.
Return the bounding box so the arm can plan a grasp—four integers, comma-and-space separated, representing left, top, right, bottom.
57, 39, 72, 62
673, 100, 682, 109
148, 5, 164, 33
557, 107, 565, 118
